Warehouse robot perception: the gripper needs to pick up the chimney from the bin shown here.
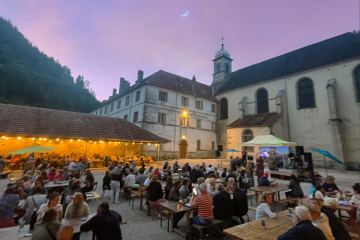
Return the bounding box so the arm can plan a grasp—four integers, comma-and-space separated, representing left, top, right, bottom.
192, 75, 196, 96
136, 70, 144, 83
119, 77, 130, 95
112, 88, 117, 96
175, 77, 180, 90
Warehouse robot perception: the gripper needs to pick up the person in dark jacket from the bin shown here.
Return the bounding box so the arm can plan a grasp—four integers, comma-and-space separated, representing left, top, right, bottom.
285, 174, 304, 198
168, 181, 184, 228
231, 182, 248, 223
162, 161, 169, 171
173, 161, 180, 173
190, 166, 205, 186
147, 175, 166, 215
278, 206, 326, 240
309, 198, 351, 240
80, 201, 123, 240
212, 184, 232, 222
225, 169, 237, 183
258, 172, 276, 187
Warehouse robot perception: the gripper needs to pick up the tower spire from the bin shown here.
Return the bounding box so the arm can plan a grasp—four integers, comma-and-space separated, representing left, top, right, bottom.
221, 33, 224, 49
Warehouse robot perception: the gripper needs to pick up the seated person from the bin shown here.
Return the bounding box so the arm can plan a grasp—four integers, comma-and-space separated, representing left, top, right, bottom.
181, 163, 190, 177
164, 176, 174, 200
350, 182, 360, 207
322, 176, 341, 195
278, 206, 326, 240
0, 186, 20, 223
37, 193, 63, 222
60, 180, 86, 214
153, 168, 162, 181
144, 173, 153, 186
31, 209, 61, 240
22, 186, 47, 224
63, 166, 70, 180
80, 201, 123, 240
190, 183, 214, 226
22, 174, 33, 191
221, 168, 227, 178
307, 204, 333, 237
310, 184, 325, 201
144, 166, 153, 177
136, 169, 147, 185
82, 169, 94, 192
194, 177, 205, 195
37, 171, 50, 183
213, 167, 220, 178
56, 224, 74, 240
179, 178, 191, 203
15, 180, 28, 199
47, 167, 57, 181
225, 169, 237, 183
225, 177, 235, 193
207, 178, 217, 197
76, 160, 84, 173
54, 169, 66, 181
256, 192, 277, 220
212, 184, 232, 222
285, 174, 304, 198
231, 182, 248, 223
206, 164, 214, 175
162, 161, 169, 171
30, 179, 48, 196
64, 192, 89, 219
138, 164, 146, 173
173, 161, 180, 173
258, 172, 276, 187
147, 175, 166, 216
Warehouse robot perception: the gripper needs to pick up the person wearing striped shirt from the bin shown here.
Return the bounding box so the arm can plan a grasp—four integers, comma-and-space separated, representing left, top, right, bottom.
190, 183, 214, 226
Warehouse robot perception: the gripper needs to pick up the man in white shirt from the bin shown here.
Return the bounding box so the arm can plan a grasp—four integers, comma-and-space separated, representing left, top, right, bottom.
124, 169, 136, 188
144, 166, 153, 177
69, 161, 77, 171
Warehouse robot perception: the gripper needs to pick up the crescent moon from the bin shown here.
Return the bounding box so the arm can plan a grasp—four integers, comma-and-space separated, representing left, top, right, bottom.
181, 11, 189, 17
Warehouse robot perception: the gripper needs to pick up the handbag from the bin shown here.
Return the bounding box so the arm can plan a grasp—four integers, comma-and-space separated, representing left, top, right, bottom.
29, 197, 39, 230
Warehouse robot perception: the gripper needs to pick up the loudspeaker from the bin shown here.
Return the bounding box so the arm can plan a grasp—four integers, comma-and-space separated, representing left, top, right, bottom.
303, 152, 313, 163
215, 150, 221, 157
296, 146, 304, 156
218, 145, 223, 151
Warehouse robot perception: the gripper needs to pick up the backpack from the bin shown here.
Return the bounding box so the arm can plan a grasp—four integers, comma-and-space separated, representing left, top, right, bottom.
29, 197, 39, 230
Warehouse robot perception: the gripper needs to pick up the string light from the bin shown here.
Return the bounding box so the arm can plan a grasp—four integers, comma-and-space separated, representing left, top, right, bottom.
17, 137, 21, 140
90, 141, 92, 143
61, 141, 63, 143
5, 138, 8, 140
2, 136, 5, 139
70, 139, 73, 142
81, 140, 84, 142
49, 141, 52, 143
56, 139, 59, 141
132, 142, 134, 145
148, 143, 150, 145
109, 141, 112, 143
32, 138, 35, 140
94, 142, 97, 144
141, 143, 143, 145
44, 138, 47, 141
125, 143, 127, 145
78, 139, 80, 142
39, 138, 42, 140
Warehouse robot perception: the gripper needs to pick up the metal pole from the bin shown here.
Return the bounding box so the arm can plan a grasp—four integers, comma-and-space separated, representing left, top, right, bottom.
324, 155, 328, 178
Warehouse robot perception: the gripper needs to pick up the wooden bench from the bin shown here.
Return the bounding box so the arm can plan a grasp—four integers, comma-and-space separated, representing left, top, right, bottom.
248, 206, 257, 211
190, 219, 224, 239
270, 170, 298, 180
277, 196, 308, 210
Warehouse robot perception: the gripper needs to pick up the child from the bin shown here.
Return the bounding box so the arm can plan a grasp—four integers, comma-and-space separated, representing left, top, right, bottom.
221, 168, 227, 178
48, 167, 57, 181
63, 166, 70, 180
54, 169, 65, 181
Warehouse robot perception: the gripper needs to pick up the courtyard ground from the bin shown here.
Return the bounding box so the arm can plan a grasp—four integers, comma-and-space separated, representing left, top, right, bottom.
2, 158, 358, 240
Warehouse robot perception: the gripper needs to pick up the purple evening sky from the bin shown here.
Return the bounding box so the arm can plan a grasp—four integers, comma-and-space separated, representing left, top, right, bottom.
0, 0, 359, 100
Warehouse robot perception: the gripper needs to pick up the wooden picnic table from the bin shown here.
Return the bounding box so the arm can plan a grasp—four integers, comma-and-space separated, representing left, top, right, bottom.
215, 178, 226, 184
62, 213, 96, 233
45, 181, 69, 188
326, 204, 358, 233
249, 184, 290, 210
159, 201, 192, 232
0, 226, 19, 240
85, 191, 101, 201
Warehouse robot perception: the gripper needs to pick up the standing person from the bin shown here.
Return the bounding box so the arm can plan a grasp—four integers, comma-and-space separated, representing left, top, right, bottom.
76, 160, 84, 174
26, 153, 35, 170
255, 192, 277, 220
123, 169, 135, 199
110, 165, 122, 204
82, 169, 94, 192
255, 158, 264, 184
278, 206, 326, 240
225, 169, 237, 183
69, 160, 77, 171
103, 171, 112, 194
190, 165, 205, 188
37, 193, 63, 222
80, 201, 123, 240
0, 155, 5, 173
31, 209, 61, 240
199, 162, 206, 173
241, 150, 247, 166
286, 174, 304, 198
22, 187, 47, 224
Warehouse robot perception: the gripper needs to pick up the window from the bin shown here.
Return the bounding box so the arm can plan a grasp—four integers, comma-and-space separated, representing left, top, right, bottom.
135, 90, 140, 102
158, 113, 166, 125
220, 98, 228, 119
181, 96, 189, 107
110, 103, 114, 112
95, 110, 98, 115
355, 65, 360, 102
100, 109, 103, 115
212, 141, 215, 150
196, 100, 203, 110
197, 140, 201, 150
104, 107, 108, 114
196, 119, 201, 129
256, 88, 269, 113
159, 91, 168, 101
226, 63, 229, 72
181, 116, 188, 127
124, 115, 128, 121
216, 63, 220, 73
211, 104, 216, 113
117, 100, 121, 109
133, 112, 138, 123
242, 129, 254, 151
125, 96, 130, 106
297, 78, 316, 109
212, 122, 215, 131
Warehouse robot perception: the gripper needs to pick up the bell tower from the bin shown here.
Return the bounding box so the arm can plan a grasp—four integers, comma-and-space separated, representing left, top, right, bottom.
212, 34, 233, 85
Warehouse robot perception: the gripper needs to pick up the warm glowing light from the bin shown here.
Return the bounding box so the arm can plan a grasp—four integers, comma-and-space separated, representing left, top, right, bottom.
125, 143, 128, 145
109, 141, 112, 143
39, 138, 42, 140
148, 143, 150, 145
49, 141, 52, 143
5, 138, 8, 140
70, 139, 73, 142
78, 139, 80, 142
94, 142, 97, 144
44, 138, 47, 141
56, 139, 59, 141
155, 144, 158, 146
141, 143, 143, 145
32, 138, 35, 140
17, 137, 21, 140
81, 140, 84, 142
182, 135, 186, 139
90, 141, 92, 142
61, 141, 63, 143
2, 136, 5, 139
183, 111, 187, 115
132, 142, 134, 145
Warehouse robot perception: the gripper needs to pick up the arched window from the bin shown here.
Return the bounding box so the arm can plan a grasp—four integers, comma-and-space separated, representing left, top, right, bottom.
354, 65, 360, 102
256, 88, 269, 113
220, 98, 228, 119
242, 129, 254, 151
297, 78, 316, 109
216, 63, 221, 73
226, 63, 229, 72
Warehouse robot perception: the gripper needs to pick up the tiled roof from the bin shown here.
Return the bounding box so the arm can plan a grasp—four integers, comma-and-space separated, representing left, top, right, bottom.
216, 32, 360, 94
94, 70, 217, 110
0, 103, 170, 143
227, 113, 281, 128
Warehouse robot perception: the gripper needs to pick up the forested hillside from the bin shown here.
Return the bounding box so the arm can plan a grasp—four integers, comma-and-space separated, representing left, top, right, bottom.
0, 17, 99, 113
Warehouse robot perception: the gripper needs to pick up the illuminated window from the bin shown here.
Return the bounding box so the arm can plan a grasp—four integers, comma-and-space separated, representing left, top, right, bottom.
181, 116, 188, 127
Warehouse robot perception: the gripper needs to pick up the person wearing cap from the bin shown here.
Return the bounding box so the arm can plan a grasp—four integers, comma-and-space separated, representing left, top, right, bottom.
322, 176, 342, 195
258, 172, 271, 187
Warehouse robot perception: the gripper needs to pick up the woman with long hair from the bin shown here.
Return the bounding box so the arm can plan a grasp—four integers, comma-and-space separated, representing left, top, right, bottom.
256, 192, 277, 220
164, 176, 174, 200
